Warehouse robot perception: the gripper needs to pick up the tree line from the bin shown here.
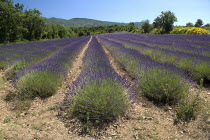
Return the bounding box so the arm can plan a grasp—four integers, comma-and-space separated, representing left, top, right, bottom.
140, 12, 210, 34
0, 0, 138, 44
0, 0, 209, 44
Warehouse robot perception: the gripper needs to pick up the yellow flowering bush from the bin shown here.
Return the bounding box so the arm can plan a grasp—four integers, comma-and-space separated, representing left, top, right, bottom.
171, 28, 189, 34
186, 27, 209, 35
171, 27, 209, 35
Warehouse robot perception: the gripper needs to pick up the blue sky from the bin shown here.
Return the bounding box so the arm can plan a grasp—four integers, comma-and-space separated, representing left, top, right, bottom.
14, 0, 210, 25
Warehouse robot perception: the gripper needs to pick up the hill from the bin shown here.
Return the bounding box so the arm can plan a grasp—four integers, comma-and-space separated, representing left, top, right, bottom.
45, 17, 142, 27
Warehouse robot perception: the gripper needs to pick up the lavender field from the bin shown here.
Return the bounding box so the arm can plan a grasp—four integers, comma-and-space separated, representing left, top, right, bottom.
0, 33, 210, 139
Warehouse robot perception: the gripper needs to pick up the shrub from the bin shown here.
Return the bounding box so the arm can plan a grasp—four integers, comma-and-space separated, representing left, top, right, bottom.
191, 61, 210, 82
186, 27, 209, 35
17, 71, 62, 100
170, 27, 209, 35
138, 68, 189, 105
176, 94, 200, 121
13, 61, 26, 70
67, 79, 128, 123
170, 28, 189, 34
150, 28, 164, 34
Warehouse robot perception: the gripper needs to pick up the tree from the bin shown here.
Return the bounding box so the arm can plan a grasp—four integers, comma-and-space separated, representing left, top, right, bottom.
0, 0, 24, 43
141, 20, 152, 33
153, 11, 177, 33
195, 19, 203, 27
186, 22, 194, 27
204, 23, 210, 27
23, 9, 46, 40
126, 22, 136, 32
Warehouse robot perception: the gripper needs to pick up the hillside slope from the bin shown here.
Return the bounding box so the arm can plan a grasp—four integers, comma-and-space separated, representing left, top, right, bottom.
45, 17, 142, 27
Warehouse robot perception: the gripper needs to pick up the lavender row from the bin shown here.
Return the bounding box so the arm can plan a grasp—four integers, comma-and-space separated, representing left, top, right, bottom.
99, 34, 210, 82
98, 36, 188, 79
0, 37, 81, 69
17, 36, 90, 77
107, 33, 210, 49
62, 36, 130, 123
102, 33, 210, 56
17, 36, 90, 100
67, 36, 129, 95
98, 36, 190, 104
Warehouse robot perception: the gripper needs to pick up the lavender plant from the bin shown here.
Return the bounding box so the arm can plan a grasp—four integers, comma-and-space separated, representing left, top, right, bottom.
63, 37, 129, 124
0, 37, 80, 69
98, 36, 190, 105
17, 36, 90, 99
101, 33, 210, 83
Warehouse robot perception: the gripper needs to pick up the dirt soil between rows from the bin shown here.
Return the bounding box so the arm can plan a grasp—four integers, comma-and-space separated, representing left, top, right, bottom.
0, 36, 210, 140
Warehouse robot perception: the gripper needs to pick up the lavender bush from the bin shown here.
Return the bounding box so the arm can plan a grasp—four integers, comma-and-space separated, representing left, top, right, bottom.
17, 36, 90, 99
63, 37, 129, 124
98, 35, 190, 104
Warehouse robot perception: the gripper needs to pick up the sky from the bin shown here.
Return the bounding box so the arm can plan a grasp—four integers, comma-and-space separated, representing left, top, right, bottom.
14, 0, 210, 26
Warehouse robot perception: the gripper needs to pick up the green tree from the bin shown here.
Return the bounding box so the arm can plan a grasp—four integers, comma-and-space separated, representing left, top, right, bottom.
153, 11, 177, 33
0, 0, 24, 43
204, 23, 210, 27
141, 20, 152, 33
186, 22, 194, 27
23, 9, 46, 40
126, 22, 136, 32
195, 19, 203, 27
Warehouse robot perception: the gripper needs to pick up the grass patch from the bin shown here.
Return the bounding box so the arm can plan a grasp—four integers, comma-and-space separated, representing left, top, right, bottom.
17, 71, 63, 100
138, 68, 189, 105
65, 79, 129, 125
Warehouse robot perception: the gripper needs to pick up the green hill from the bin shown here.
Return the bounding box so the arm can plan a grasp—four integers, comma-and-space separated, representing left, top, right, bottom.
45, 17, 142, 27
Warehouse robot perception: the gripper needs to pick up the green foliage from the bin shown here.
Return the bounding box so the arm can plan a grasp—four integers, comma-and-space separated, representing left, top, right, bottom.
176, 94, 200, 121
125, 22, 137, 32
13, 61, 26, 70
191, 61, 210, 82
186, 22, 194, 27
195, 19, 203, 27
138, 68, 189, 105
141, 20, 153, 33
23, 9, 46, 41
150, 28, 164, 34
153, 11, 177, 33
17, 71, 62, 100
0, 0, 24, 43
0, 0, 45, 43
0, 0, 142, 43
67, 79, 128, 123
